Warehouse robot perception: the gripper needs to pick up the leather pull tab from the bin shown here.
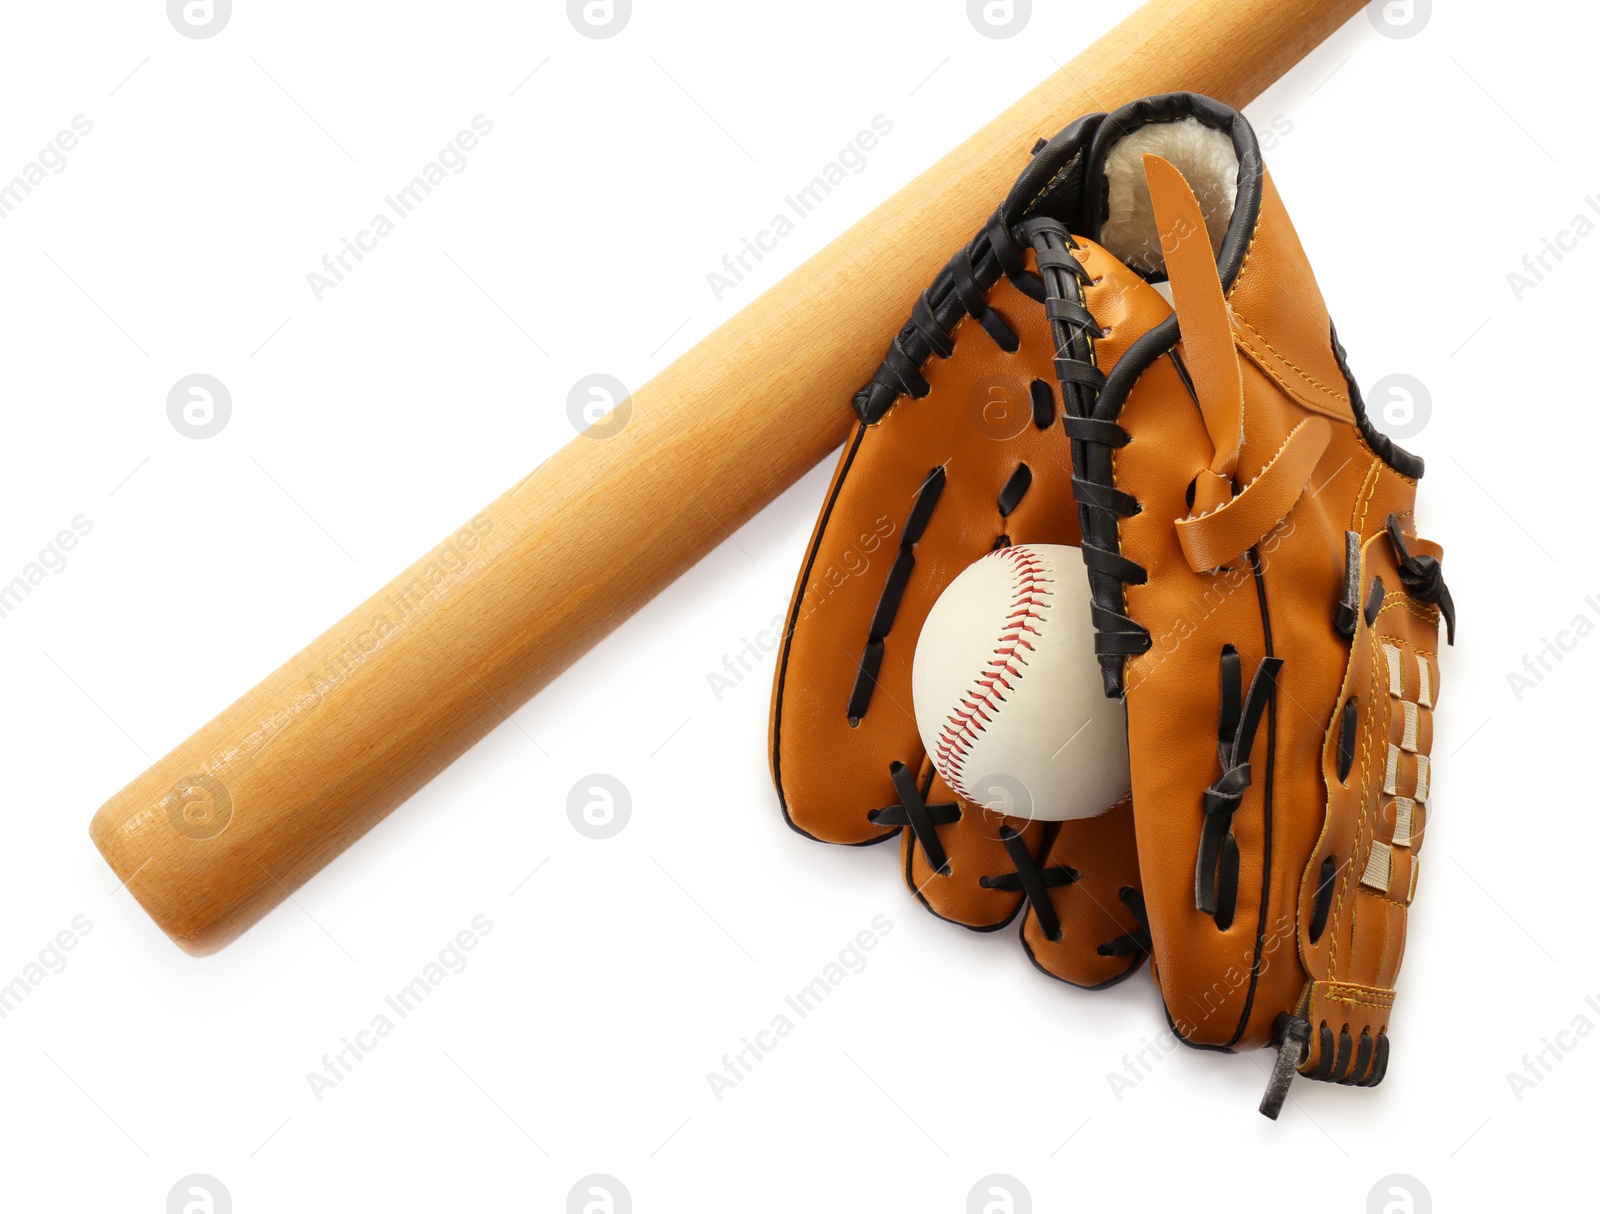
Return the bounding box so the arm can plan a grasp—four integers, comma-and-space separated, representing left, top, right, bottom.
1190, 469, 1232, 521
1144, 153, 1243, 484
1176, 417, 1332, 571
1146, 154, 1330, 572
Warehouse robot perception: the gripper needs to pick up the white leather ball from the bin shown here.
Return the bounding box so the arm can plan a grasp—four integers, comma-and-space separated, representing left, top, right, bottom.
911, 544, 1130, 822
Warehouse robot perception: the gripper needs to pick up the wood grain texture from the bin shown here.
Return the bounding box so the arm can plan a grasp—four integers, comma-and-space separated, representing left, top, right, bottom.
90, 0, 1367, 954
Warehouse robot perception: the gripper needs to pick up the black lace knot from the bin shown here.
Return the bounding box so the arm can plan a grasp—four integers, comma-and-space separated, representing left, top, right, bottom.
1385, 514, 1455, 644
1202, 764, 1252, 815
1195, 647, 1282, 921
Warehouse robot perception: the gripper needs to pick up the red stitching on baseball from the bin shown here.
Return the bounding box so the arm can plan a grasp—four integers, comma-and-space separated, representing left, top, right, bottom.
934, 547, 1053, 803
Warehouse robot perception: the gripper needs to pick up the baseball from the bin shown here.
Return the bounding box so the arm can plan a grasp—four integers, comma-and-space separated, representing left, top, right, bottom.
911, 544, 1130, 821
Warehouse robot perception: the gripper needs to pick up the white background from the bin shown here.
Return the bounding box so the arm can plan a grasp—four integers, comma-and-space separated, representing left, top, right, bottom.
0, 1, 1586, 1210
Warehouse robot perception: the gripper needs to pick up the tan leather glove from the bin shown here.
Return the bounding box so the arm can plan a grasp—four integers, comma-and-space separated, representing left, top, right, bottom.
770, 94, 1453, 1117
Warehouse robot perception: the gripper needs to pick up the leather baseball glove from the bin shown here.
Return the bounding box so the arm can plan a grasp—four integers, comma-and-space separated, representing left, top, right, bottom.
770, 93, 1453, 1116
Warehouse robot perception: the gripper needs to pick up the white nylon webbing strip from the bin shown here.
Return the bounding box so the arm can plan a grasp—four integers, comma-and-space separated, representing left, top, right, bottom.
1384, 744, 1401, 795
1362, 841, 1394, 893
1417, 658, 1432, 708
1393, 797, 1414, 847
1415, 754, 1430, 804
1401, 701, 1419, 752
1384, 643, 1403, 697
1408, 857, 1420, 903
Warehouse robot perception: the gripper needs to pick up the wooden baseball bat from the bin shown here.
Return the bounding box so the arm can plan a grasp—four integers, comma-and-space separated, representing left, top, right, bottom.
90, 0, 1367, 954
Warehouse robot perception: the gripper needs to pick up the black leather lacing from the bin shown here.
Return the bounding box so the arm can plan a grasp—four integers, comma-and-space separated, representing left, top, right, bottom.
1197, 646, 1283, 923
1261, 1012, 1391, 1119
1386, 513, 1456, 644
1097, 887, 1151, 957
1027, 217, 1152, 662
1303, 1018, 1390, 1092
847, 467, 945, 724
1364, 575, 1385, 628
981, 826, 1078, 940
1332, 324, 1425, 480
868, 762, 959, 875
1335, 700, 1358, 784
1307, 855, 1338, 941
856, 206, 1047, 419
981, 830, 1151, 959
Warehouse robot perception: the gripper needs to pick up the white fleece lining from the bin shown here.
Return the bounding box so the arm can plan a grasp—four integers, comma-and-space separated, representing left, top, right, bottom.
1098, 117, 1239, 277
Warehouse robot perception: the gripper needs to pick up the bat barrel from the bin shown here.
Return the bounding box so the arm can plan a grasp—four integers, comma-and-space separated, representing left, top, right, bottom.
89, 0, 1366, 954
